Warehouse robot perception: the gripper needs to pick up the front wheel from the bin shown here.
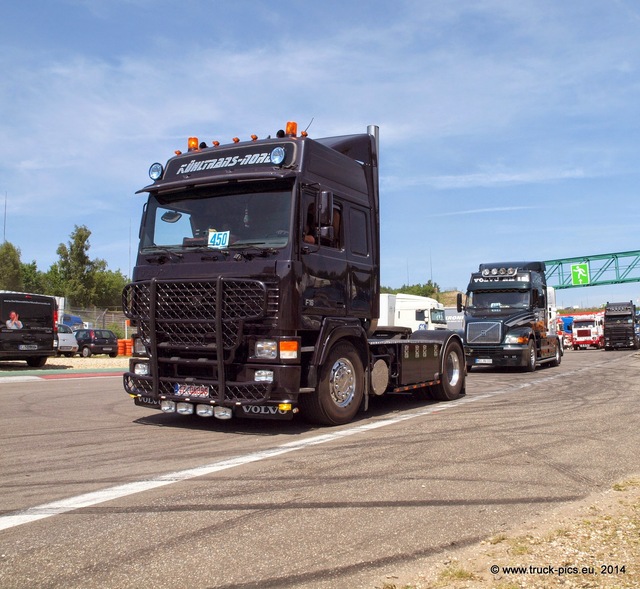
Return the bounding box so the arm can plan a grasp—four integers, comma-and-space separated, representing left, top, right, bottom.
299, 342, 364, 426
81, 346, 92, 358
550, 341, 562, 367
524, 340, 536, 372
430, 339, 465, 401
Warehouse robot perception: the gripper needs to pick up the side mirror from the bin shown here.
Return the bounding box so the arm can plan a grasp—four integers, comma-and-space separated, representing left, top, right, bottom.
319, 226, 334, 242
161, 210, 182, 224
319, 190, 334, 226
456, 293, 464, 313
532, 290, 540, 307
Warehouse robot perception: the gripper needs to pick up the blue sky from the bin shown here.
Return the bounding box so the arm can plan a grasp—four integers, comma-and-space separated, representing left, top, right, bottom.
2, 0, 640, 308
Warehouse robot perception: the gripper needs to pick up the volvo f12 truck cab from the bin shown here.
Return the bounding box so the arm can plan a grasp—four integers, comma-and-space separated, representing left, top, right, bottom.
457, 262, 562, 371
123, 122, 465, 425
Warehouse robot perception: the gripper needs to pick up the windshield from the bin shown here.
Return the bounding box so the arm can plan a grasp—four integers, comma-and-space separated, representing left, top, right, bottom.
430, 308, 446, 324
468, 290, 530, 309
140, 184, 293, 251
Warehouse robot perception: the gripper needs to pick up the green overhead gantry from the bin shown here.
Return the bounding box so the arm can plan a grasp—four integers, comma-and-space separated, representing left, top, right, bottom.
544, 250, 640, 290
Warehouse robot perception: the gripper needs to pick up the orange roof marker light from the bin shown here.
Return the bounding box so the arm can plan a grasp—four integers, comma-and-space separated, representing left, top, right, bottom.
188, 137, 199, 152
251, 134, 258, 141
285, 121, 298, 137
232, 137, 240, 143
212, 141, 220, 147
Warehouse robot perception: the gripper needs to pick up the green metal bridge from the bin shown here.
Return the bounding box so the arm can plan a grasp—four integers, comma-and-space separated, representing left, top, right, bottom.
544, 250, 640, 290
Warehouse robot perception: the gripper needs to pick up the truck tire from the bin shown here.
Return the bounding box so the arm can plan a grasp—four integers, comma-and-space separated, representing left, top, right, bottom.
299, 342, 364, 426
550, 341, 562, 367
26, 357, 47, 368
429, 339, 464, 401
524, 340, 536, 372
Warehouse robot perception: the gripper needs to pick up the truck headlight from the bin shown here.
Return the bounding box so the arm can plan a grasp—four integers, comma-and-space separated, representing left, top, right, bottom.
255, 340, 278, 359
133, 338, 147, 355
504, 334, 528, 345
134, 362, 150, 376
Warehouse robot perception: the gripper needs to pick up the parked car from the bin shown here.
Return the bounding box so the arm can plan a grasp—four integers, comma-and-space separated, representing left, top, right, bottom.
74, 329, 119, 357
56, 324, 79, 357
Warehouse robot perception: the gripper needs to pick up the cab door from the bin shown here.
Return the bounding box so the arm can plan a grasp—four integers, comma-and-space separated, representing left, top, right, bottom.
299, 191, 347, 320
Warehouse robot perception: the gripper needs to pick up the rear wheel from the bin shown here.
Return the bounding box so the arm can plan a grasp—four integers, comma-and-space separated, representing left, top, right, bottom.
430, 339, 465, 401
300, 342, 364, 426
109, 352, 118, 358
81, 346, 92, 358
26, 357, 47, 368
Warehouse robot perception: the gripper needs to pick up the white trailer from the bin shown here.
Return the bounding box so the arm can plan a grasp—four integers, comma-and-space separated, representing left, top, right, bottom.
379, 293, 447, 331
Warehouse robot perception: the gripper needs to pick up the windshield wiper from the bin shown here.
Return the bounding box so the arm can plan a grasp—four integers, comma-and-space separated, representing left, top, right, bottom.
143, 247, 184, 264
229, 244, 279, 259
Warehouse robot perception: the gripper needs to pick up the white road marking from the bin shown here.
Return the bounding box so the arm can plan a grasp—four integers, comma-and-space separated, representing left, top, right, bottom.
0, 376, 43, 383
0, 357, 624, 532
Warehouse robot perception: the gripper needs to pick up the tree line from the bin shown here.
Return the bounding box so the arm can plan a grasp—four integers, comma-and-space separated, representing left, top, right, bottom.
381, 280, 441, 300
0, 225, 128, 309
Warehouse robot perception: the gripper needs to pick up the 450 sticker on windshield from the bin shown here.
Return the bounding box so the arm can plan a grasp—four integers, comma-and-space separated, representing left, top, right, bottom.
208, 230, 230, 248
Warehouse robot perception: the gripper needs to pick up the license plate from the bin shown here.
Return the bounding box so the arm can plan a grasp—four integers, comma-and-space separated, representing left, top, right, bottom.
103, 347, 112, 351
19, 344, 38, 351
475, 358, 492, 364
174, 384, 210, 398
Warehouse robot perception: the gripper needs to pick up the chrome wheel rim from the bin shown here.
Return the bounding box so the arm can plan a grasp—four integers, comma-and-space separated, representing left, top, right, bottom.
445, 349, 461, 387
329, 358, 356, 407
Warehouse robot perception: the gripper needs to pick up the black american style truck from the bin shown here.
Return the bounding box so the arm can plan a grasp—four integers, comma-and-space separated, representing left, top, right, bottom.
457, 262, 562, 372
122, 122, 465, 425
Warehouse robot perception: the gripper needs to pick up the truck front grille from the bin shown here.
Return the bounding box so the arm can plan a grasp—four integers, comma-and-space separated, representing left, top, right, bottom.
123, 277, 279, 404
123, 278, 277, 354
466, 321, 502, 345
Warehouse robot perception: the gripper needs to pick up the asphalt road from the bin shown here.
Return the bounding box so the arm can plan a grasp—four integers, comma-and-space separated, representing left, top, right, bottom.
0, 349, 639, 589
